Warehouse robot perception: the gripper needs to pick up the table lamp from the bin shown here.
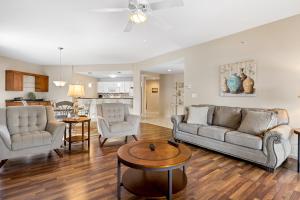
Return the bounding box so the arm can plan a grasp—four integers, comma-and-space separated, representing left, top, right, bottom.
68, 84, 85, 117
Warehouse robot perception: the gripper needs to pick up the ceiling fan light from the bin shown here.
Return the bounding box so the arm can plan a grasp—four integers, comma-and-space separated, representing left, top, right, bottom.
130, 11, 147, 24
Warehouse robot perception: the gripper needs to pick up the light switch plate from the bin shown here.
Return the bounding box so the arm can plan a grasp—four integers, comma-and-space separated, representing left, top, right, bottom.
192, 93, 198, 98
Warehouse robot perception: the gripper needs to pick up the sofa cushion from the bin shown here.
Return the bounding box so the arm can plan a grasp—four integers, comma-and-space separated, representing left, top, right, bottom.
109, 122, 132, 133
269, 108, 289, 126
11, 131, 52, 150
184, 105, 215, 125
212, 106, 241, 129
198, 126, 231, 141
225, 131, 263, 150
178, 123, 202, 135
242, 108, 289, 128
238, 110, 276, 135
187, 106, 208, 125
7, 106, 47, 135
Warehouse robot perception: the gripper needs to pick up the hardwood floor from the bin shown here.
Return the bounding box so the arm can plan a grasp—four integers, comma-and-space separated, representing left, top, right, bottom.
0, 123, 300, 200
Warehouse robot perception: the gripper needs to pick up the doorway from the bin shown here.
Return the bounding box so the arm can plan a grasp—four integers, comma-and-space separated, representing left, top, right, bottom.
144, 79, 160, 117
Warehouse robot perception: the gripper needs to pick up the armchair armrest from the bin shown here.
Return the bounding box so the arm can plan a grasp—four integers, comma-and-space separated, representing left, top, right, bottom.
46, 121, 65, 147
263, 125, 292, 169
97, 116, 110, 137
46, 121, 65, 135
0, 125, 11, 150
126, 114, 140, 125
126, 114, 140, 136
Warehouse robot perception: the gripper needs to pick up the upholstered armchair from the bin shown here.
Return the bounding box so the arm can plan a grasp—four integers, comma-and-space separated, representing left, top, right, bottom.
0, 106, 65, 168
96, 103, 140, 147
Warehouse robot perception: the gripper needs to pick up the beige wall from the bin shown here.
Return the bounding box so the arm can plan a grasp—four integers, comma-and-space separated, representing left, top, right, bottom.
160, 73, 184, 118
137, 14, 300, 157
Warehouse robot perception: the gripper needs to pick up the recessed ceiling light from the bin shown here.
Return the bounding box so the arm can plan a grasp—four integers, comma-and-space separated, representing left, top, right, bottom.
143, 39, 147, 43
109, 74, 117, 78
167, 69, 172, 72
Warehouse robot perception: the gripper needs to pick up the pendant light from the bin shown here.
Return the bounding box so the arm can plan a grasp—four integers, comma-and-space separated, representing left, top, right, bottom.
53, 47, 67, 87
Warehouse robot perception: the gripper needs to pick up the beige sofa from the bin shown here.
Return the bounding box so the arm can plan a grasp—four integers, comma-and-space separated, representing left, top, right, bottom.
171, 105, 292, 171
0, 106, 65, 167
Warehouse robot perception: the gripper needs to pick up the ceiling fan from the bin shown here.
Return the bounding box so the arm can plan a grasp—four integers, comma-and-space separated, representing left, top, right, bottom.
92, 0, 184, 32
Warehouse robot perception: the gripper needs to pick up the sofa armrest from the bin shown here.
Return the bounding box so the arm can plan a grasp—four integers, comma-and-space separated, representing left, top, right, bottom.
263, 125, 292, 169
0, 125, 11, 150
171, 115, 185, 138
97, 116, 110, 137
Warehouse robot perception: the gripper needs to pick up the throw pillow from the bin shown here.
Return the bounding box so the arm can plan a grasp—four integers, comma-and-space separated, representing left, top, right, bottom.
212, 106, 242, 129
238, 110, 275, 135
187, 106, 209, 125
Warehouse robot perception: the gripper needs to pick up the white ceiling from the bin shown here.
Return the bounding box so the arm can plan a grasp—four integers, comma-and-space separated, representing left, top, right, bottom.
142, 58, 184, 74
0, 0, 300, 65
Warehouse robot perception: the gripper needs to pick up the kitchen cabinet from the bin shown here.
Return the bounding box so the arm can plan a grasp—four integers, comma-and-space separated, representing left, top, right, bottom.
97, 81, 133, 93
5, 70, 49, 92
35, 75, 49, 92
5, 70, 23, 91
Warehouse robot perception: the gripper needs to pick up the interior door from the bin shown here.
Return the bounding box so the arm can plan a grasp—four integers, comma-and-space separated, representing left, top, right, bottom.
145, 80, 160, 113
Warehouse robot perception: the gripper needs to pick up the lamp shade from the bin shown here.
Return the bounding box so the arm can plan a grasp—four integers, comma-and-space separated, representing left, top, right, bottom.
68, 84, 85, 98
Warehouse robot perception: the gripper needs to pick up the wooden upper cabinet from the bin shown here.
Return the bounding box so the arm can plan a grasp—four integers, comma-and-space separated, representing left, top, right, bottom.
5, 70, 23, 91
35, 75, 49, 92
5, 70, 49, 92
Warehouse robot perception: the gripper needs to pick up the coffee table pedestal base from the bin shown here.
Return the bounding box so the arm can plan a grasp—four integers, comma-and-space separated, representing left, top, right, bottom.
122, 168, 187, 199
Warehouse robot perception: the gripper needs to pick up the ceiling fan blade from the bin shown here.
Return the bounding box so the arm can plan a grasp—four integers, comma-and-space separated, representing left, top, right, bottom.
124, 21, 134, 32
90, 8, 129, 13
150, 0, 184, 11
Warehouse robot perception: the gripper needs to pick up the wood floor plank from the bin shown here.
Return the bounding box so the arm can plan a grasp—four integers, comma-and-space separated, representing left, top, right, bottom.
0, 123, 299, 200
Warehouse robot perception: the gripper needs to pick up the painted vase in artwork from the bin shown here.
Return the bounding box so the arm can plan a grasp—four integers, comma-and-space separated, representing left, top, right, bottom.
239, 68, 247, 92
243, 77, 254, 94
221, 77, 229, 93
227, 73, 241, 94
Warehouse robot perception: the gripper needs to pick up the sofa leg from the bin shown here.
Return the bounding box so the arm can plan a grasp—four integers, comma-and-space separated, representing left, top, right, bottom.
0, 159, 8, 168
54, 149, 63, 158
132, 135, 138, 141
125, 136, 128, 143
100, 138, 108, 147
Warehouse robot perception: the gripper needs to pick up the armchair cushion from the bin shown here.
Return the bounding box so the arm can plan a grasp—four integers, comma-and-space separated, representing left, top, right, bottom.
7, 106, 47, 135
11, 131, 52, 150
110, 122, 132, 133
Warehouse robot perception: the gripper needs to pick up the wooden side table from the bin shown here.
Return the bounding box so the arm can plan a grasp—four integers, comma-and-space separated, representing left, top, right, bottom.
63, 117, 91, 152
294, 129, 300, 172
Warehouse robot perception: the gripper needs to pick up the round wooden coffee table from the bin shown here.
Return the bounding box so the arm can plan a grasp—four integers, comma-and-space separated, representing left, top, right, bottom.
117, 140, 192, 200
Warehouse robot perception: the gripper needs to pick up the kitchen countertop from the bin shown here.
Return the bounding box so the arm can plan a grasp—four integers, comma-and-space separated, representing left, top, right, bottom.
78, 97, 133, 100
6, 99, 48, 102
